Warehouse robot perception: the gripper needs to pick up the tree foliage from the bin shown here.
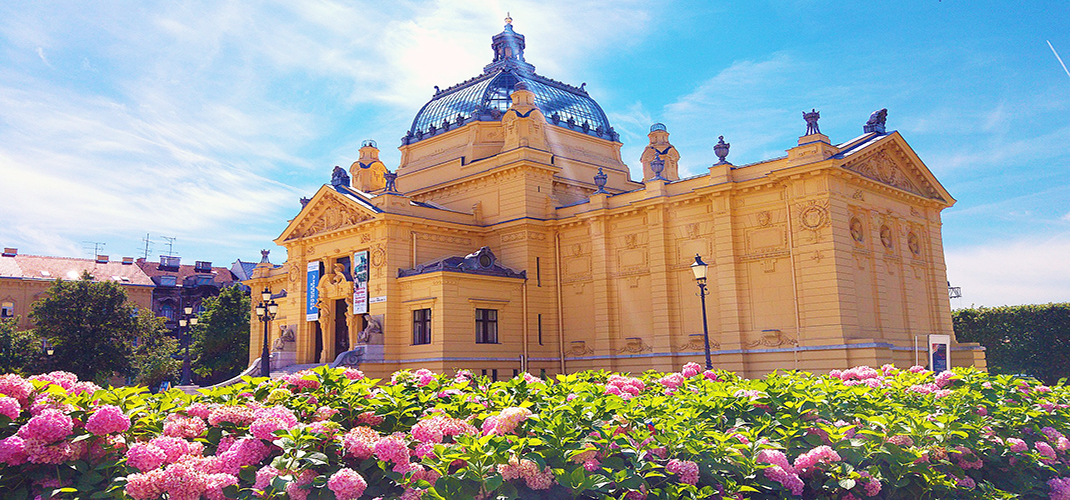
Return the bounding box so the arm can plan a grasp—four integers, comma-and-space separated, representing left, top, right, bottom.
0, 317, 39, 375
190, 284, 251, 384
129, 310, 180, 389
953, 302, 1070, 384
30, 272, 140, 383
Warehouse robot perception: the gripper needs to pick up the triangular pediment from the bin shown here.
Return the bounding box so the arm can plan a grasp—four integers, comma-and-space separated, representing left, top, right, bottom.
277, 186, 380, 243
840, 133, 953, 204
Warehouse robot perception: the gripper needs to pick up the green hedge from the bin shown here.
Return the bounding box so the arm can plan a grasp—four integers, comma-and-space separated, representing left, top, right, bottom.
953, 303, 1070, 384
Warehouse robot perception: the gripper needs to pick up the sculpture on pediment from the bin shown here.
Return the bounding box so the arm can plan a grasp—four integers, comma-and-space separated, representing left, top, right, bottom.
864, 108, 888, 134
331, 166, 350, 188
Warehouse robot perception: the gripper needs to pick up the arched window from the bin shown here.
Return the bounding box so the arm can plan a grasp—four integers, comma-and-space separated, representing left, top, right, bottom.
160, 303, 174, 321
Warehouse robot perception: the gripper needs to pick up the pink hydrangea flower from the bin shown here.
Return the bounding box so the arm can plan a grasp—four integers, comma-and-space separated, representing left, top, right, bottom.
85, 405, 130, 435
17, 408, 73, 443
498, 457, 554, 490
253, 465, 280, 490
0, 435, 28, 465
163, 414, 207, 438
1049, 477, 1070, 500
343, 368, 365, 380
763, 465, 804, 496
482, 407, 532, 436
756, 449, 793, 471
125, 468, 166, 499
126, 442, 166, 472
412, 415, 477, 443
681, 362, 702, 378
204, 473, 238, 500
374, 434, 411, 464
886, 435, 914, 447
29, 371, 77, 390
285, 470, 317, 500
793, 445, 841, 472
0, 396, 20, 420
328, 468, 368, 500
1008, 438, 1028, 452
659, 373, 685, 389
666, 459, 699, 485
0, 374, 34, 403
864, 479, 881, 497
934, 370, 956, 388
343, 426, 380, 460
1037, 441, 1058, 461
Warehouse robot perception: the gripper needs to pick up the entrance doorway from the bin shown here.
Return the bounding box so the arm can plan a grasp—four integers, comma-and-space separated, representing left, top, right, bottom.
334, 298, 349, 355
313, 322, 323, 363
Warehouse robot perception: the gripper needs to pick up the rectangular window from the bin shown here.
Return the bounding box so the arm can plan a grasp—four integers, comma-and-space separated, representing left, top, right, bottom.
475, 308, 498, 344
492, 369, 498, 382
536, 257, 541, 287
537, 314, 543, 345
412, 309, 431, 345
512, 369, 519, 378
1, 302, 13, 318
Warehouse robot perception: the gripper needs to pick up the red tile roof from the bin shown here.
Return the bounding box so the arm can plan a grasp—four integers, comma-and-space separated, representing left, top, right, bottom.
135, 258, 237, 286
0, 254, 154, 286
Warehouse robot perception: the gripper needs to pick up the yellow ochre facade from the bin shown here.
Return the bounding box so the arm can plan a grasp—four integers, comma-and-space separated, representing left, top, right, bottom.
246, 20, 983, 379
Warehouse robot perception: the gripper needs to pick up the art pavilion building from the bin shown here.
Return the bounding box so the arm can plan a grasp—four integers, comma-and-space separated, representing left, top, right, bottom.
245, 19, 984, 379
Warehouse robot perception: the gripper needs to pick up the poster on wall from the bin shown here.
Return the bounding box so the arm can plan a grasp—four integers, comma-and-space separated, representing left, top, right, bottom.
306, 261, 321, 321
353, 250, 369, 315
928, 334, 950, 372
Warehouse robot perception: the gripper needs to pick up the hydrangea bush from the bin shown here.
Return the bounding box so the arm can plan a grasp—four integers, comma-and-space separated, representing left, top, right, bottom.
2, 363, 1070, 499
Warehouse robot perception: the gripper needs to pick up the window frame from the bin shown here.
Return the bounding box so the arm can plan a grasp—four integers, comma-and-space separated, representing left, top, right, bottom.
412, 308, 432, 345
475, 308, 499, 344
0, 301, 14, 319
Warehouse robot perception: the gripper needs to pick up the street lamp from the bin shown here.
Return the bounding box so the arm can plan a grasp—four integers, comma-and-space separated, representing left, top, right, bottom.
690, 254, 713, 370
255, 287, 279, 377
41, 339, 54, 357
178, 306, 197, 386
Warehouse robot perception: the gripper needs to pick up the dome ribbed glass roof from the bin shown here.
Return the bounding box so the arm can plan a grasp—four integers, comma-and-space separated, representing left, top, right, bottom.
403, 21, 618, 145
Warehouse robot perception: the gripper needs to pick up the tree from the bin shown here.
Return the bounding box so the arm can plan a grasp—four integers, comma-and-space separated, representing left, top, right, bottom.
190, 285, 251, 385
31, 272, 139, 383
953, 303, 1070, 384
0, 317, 40, 375
129, 310, 181, 389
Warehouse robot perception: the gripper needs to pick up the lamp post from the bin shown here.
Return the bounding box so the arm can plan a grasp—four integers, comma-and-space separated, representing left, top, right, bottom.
255, 287, 279, 378
690, 254, 713, 370
41, 339, 54, 356
178, 306, 198, 386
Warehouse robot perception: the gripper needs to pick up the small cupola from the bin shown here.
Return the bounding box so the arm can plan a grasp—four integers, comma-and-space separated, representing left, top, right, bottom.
351, 140, 388, 192
484, 14, 535, 74
640, 123, 680, 181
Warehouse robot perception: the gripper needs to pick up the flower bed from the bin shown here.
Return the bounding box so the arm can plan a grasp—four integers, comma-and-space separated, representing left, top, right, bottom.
2, 364, 1070, 499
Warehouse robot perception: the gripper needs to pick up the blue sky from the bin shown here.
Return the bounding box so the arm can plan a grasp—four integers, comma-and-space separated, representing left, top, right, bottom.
0, 1, 1067, 307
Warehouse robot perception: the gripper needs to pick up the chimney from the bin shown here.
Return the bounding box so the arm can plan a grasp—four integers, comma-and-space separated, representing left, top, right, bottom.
122, 257, 134, 265
96, 255, 109, 264
2, 248, 15, 257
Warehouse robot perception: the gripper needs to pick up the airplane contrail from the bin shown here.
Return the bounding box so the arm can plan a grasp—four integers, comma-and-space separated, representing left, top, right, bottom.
1049, 40, 1070, 79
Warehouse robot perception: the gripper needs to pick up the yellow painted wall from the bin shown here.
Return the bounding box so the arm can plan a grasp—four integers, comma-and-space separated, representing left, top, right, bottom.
247, 88, 984, 379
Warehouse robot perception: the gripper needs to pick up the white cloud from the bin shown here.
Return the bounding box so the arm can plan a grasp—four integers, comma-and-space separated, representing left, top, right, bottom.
0, 1, 655, 263
946, 237, 1070, 307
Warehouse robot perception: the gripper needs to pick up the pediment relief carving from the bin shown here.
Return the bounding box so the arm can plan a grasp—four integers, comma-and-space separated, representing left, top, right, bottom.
287, 195, 373, 240
843, 146, 943, 201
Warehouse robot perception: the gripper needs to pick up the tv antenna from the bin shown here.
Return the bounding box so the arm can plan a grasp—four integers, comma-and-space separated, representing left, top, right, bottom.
141, 233, 152, 260
160, 236, 176, 257
82, 241, 106, 257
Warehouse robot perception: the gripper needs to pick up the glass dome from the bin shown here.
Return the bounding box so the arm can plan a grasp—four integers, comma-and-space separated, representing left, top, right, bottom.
402, 21, 618, 145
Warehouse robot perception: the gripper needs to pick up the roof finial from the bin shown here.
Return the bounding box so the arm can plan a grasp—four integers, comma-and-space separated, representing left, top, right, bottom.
505, 12, 512, 25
